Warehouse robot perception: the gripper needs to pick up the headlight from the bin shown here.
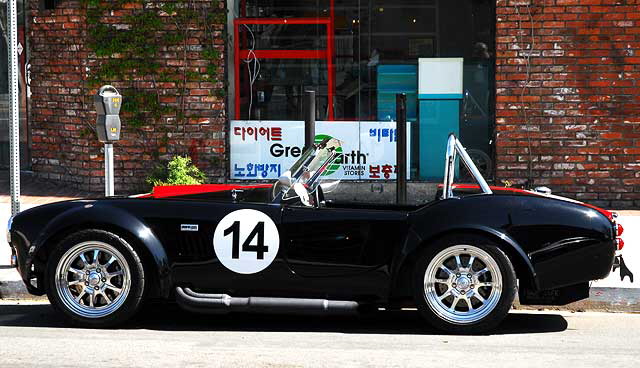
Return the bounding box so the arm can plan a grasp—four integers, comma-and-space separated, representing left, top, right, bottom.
7, 215, 14, 244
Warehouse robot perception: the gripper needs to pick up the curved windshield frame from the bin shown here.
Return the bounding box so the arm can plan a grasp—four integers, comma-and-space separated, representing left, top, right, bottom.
274, 137, 342, 202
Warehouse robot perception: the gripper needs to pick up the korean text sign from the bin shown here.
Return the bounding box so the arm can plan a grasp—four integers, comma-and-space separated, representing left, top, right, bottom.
230, 121, 411, 180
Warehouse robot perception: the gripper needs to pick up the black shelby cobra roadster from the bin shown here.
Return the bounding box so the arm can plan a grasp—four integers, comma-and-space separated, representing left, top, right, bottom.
8, 135, 625, 333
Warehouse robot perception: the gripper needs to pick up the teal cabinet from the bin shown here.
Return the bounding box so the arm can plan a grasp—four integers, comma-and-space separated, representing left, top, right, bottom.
418, 58, 464, 180
376, 65, 418, 122
418, 99, 460, 180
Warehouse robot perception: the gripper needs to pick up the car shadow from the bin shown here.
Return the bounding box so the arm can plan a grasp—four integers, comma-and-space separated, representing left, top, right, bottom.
0, 302, 568, 335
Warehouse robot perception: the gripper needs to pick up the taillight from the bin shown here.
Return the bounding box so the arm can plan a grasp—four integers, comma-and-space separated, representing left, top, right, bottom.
616, 223, 624, 237
616, 238, 625, 251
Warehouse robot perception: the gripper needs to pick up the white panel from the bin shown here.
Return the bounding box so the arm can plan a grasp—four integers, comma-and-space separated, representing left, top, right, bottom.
418, 58, 464, 96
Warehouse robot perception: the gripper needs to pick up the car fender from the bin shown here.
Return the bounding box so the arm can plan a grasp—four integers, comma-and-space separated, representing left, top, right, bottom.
391, 223, 538, 293
32, 202, 172, 298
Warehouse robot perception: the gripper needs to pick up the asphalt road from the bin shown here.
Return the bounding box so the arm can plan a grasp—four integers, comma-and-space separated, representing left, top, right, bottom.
0, 302, 638, 368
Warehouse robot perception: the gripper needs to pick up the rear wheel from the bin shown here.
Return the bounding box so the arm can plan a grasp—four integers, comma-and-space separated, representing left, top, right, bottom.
413, 235, 516, 334
46, 229, 145, 328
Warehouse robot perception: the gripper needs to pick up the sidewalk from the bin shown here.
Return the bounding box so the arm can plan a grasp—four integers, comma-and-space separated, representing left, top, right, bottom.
0, 171, 91, 204
0, 172, 92, 299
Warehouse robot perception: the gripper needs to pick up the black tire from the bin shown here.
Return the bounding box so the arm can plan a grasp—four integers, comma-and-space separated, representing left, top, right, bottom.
412, 234, 517, 334
45, 229, 145, 328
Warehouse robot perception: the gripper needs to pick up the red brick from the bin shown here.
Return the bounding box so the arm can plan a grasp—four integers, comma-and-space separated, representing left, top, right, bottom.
28, 0, 227, 193
496, 2, 640, 209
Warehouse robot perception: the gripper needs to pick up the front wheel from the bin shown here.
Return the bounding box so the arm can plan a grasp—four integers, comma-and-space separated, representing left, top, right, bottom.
413, 235, 516, 334
45, 229, 145, 328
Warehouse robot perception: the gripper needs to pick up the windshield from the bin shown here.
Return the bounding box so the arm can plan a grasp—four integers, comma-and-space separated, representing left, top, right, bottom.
274, 137, 342, 202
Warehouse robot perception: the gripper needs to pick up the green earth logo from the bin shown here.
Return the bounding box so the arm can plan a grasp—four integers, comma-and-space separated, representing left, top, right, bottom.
314, 134, 343, 176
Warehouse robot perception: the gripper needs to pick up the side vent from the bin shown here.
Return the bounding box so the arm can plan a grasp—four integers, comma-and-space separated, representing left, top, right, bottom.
146, 219, 215, 262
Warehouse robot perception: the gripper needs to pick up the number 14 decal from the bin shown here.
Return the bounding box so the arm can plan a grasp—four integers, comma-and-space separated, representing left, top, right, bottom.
224, 221, 269, 260
213, 209, 280, 274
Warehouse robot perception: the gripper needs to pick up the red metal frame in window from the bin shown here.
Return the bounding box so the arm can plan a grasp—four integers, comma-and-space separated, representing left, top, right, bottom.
234, 16, 335, 121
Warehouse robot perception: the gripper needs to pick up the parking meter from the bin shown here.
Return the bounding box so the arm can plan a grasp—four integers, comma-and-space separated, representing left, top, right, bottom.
94, 85, 123, 197
94, 85, 122, 142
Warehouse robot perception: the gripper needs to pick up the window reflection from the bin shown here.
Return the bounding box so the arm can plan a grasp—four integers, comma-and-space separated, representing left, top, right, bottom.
233, 0, 495, 180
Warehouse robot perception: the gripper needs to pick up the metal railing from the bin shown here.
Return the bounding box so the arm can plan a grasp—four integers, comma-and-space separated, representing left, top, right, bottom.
442, 134, 493, 199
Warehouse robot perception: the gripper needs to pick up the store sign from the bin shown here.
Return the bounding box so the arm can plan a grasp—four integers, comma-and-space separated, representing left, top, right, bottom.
230, 120, 411, 180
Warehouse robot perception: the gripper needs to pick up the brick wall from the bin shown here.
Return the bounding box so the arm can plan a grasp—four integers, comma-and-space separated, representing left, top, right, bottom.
28, 0, 227, 193
495, 0, 640, 209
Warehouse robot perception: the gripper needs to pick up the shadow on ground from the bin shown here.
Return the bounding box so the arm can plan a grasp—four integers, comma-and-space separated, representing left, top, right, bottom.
0, 302, 568, 335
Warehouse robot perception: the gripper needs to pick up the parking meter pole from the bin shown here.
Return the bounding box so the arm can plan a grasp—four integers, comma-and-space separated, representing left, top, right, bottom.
396, 94, 407, 205
104, 143, 115, 197
94, 85, 122, 197
304, 90, 316, 150
8, 0, 20, 215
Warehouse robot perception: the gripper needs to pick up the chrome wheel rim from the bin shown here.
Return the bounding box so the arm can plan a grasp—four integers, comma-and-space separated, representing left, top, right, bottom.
423, 245, 503, 325
54, 241, 131, 319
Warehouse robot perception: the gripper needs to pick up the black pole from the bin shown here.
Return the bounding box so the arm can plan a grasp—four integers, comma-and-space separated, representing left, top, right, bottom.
304, 90, 316, 150
396, 94, 407, 205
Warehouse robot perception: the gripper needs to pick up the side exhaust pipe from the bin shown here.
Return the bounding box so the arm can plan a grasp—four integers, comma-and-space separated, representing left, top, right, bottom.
175, 287, 359, 315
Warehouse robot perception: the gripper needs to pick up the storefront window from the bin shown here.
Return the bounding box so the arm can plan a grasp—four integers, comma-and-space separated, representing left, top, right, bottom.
239, 59, 329, 121
230, 0, 495, 180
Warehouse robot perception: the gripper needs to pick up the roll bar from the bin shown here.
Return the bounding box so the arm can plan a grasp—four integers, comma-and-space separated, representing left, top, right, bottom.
442, 134, 493, 199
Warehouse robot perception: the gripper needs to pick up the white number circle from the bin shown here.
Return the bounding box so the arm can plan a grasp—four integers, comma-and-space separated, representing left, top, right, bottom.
213, 209, 280, 274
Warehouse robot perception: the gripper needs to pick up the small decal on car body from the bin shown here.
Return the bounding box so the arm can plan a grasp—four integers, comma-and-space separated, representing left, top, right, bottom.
213, 209, 280, 274
181, 224, 199, 232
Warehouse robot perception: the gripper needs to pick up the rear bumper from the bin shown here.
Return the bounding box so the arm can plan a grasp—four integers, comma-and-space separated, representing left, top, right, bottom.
532, 238, 616, 291
522, 239, 620, 306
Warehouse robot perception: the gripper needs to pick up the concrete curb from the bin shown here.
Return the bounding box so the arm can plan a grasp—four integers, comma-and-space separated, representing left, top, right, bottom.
0, 280, 47, 301
0, 268, 47, 301
514, 288, 640, 313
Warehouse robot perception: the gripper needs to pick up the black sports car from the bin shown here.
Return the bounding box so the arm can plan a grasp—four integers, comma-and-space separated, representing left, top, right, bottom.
7, 135, 625, 333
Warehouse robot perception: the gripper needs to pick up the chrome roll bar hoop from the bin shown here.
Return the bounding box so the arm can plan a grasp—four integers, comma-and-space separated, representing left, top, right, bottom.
442, 134, 493, 199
